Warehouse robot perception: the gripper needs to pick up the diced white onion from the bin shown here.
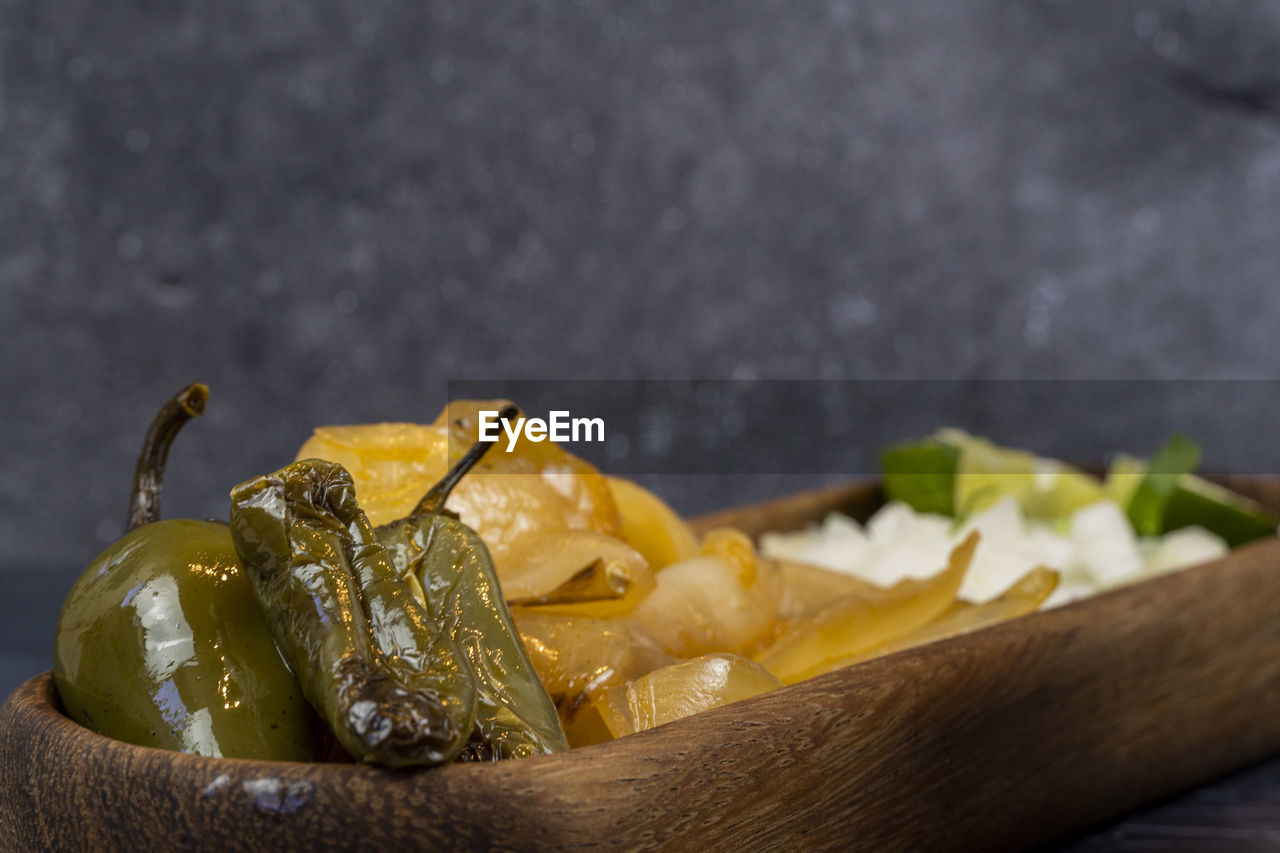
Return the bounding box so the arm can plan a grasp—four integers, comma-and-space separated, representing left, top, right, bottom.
760, 498, 1230, 609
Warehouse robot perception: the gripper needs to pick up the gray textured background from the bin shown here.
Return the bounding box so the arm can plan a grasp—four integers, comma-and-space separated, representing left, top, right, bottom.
6, 0, 1280, 569
4, 2, 1280, 842
7, 0, 1280, 569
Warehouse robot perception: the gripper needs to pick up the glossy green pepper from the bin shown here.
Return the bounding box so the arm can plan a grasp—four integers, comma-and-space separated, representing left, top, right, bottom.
376, 422, 569, 760
53, 384, 324, 760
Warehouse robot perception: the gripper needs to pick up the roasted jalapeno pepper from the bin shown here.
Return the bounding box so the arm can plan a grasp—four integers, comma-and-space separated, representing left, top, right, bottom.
376, 420, 569, 759
230, 459, 479, 767
54, 384, 324, 760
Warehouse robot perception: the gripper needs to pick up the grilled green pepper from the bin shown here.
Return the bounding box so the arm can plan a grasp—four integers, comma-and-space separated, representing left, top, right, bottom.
54, 384, 324, 760
376, 419, 569, 759
230, 458, 480, 767
59, 388, 564, 766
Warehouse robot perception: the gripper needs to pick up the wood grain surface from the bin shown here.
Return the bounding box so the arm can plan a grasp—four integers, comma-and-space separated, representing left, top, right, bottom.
4, 479, 1280, 852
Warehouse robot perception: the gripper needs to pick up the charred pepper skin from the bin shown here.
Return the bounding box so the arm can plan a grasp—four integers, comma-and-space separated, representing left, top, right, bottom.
230, 459, 478, 767
53, 384, 324, 760
377, 409, 568, 758
378, 512, 569, 759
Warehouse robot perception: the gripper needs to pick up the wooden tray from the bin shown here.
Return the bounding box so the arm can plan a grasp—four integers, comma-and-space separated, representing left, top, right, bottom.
4, 478, 1280, 851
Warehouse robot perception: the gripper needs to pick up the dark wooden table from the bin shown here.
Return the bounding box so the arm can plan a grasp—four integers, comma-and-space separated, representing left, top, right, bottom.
1054, 758, 1280, 852
6, 565, 1279, 852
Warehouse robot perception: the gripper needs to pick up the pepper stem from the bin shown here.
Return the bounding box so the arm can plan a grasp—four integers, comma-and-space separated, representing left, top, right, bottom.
126, 383, 209, 531
410, 404, 517, 517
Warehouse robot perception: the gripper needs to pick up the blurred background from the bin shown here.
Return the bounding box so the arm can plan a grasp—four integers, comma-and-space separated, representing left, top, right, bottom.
3, 2, 1280, 838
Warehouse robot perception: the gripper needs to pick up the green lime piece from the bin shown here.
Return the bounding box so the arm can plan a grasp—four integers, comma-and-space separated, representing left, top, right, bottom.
1163, 476, 1277, 548
880, 441, 958, 517
1126, 435, 1201, 537
1103, 454, 1147, 508
1023, 464, 1108, 519
941, 429, 1104, 521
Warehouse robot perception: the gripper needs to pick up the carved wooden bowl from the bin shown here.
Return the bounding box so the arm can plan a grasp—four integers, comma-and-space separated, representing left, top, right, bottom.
4, 480, 1280, 851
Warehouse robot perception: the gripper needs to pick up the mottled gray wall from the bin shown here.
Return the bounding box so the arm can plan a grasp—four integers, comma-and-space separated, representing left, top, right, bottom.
4, 1, 1280, 686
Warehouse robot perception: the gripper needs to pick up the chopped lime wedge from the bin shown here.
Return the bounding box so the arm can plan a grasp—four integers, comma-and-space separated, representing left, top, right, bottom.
1103, 454, 1147, 508
880, 430, 1276, 550
1126, 435, 1201, 537
1100, 442, 1272, 547
945, 430, 1037, 517
880, 441, 957, 517
941, 429, 1105, 521
1024, 465, 1108, 519
1163, 476, 1277, 548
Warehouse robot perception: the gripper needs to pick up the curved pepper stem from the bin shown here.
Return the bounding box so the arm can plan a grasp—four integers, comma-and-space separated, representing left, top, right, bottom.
127, 382, 209, 532
410, 403, 518, 517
